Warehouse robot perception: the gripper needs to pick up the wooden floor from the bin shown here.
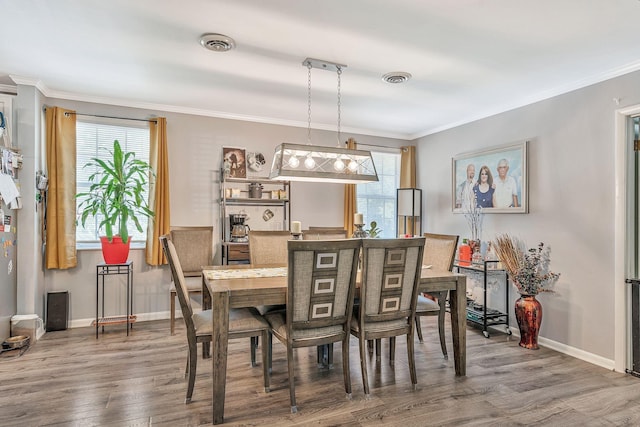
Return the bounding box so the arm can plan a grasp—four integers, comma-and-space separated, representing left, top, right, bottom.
1, 319, 639, 427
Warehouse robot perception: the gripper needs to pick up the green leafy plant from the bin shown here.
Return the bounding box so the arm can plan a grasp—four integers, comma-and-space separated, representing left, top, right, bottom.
76, 140, 155, 243
365, 220, 382, 238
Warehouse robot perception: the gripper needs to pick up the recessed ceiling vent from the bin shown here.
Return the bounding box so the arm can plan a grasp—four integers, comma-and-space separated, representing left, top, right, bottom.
382, 72, 412, 84
199, 33, 235, 52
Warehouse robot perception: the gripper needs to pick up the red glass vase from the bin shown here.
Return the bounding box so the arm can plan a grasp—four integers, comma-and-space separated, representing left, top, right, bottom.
514, 294, 542, 350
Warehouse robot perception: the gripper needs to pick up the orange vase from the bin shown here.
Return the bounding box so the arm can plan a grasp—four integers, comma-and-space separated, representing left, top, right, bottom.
514, 295, 542, 350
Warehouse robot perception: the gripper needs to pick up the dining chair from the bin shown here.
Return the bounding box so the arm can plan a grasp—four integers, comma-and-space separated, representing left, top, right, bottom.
351, 237, 425, 396
168, 226, 213, 336
248, 230, 290, 318
264, 238, 362, 413
414, 233, 459, 359
248, 230, 291, 266
160, 236, 271, 403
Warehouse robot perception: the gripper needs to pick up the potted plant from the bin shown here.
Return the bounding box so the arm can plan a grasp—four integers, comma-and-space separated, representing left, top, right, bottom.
365, 221, 382, 238
76, 140, 155, 264
492, 234, 560, 349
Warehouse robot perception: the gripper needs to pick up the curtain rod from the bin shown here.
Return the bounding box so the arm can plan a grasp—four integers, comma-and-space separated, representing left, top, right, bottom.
42, 107, 157, 123
345, 141, 405, 151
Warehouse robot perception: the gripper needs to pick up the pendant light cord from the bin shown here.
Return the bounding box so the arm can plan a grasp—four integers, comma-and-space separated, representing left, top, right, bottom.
337, 66, 342, 147
307, 62, 312, 144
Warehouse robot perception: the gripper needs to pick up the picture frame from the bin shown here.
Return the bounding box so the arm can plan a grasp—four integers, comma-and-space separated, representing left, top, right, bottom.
246, 151, 267, 177
452, 140, 528, 214
222, 147, 247, 179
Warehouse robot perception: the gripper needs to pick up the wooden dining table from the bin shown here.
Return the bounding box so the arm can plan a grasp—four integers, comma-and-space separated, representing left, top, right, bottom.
202, 264, 467, 425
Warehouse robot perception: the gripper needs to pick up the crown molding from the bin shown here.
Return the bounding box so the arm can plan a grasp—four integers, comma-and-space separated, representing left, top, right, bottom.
40, 87, 413, 140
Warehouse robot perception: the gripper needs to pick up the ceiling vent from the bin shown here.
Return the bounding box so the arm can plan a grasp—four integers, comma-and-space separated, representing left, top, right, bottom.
382, 72, 412, 84
199, 33, 236, 52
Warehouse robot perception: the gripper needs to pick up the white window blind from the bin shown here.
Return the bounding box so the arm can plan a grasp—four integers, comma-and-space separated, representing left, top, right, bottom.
356, 151, 400, 238
76, 119, 150, 243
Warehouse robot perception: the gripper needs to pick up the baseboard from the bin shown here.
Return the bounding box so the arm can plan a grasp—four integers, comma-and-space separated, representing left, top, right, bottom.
509, 326, 615, 371
67, 310, 192, 329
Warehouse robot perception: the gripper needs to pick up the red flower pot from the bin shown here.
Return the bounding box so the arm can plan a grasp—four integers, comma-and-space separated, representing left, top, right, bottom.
100, 236, 131, 264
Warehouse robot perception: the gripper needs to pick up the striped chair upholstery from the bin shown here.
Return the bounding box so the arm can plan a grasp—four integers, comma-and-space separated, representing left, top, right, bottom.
265, 238, 361, 414
350, 237, 425, 396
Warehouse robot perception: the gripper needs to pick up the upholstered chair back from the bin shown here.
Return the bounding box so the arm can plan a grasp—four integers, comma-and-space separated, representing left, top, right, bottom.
249, 230, 291, 265
169, 226, 214, 276
423, 233, 459, 272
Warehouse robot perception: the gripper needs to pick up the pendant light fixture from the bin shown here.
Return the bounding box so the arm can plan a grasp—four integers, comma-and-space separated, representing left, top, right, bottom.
269, 58, 378, 184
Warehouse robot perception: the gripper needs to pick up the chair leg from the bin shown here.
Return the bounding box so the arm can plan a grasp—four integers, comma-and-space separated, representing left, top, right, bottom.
407, 332, 417, 391
342, 337, 352, 399
287, 345, 297, 413
375, 339, 381, 363
261, 331, 270, 393
389, 337, 396, 365
367, 339, 374, 355
415, 316, 424, 342
267, 332, 273, 373
438, 309, 448, 359
170, 291, 176, 335
250, 337, 257, 367
186, 344, 198, 403
359, 336, 370, 396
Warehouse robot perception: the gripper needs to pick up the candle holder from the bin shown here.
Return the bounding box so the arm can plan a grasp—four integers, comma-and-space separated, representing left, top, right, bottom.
352, 224, 368, 239
291, 232, 303, 240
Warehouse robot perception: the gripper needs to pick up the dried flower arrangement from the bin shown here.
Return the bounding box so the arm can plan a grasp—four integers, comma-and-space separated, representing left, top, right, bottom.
492, 234, 560, 296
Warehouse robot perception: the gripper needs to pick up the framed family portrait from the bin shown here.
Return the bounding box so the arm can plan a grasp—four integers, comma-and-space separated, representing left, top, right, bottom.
452, 141, 528, 214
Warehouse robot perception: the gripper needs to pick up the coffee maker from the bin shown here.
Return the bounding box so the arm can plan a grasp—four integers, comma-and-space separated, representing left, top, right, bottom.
229, 213, 250, 242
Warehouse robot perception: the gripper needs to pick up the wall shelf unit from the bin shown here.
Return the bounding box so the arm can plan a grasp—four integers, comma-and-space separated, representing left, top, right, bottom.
219, 171, 291, 264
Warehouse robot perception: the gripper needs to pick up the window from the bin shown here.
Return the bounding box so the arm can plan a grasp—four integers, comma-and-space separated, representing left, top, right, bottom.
76, 119, 150, 243
356, 150, 401, 238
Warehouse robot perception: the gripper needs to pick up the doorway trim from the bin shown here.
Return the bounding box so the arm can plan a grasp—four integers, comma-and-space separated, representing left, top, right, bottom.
614, 104, 640, 372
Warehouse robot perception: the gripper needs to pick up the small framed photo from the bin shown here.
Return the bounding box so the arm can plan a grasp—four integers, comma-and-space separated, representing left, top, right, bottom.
222, 147, 247, 179
452, 141, 528, 214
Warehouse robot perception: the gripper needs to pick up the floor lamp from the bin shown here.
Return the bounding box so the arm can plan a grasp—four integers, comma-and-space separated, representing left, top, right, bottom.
397, 188, 422, 237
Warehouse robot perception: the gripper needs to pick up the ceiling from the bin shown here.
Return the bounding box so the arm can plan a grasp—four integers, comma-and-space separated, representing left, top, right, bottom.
3, 0, 640, 140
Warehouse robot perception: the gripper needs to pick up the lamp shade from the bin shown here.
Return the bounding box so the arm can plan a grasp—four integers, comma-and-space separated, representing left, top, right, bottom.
397, 188, 422, 216
397, 188, 422, 236
269, 143, 378, 184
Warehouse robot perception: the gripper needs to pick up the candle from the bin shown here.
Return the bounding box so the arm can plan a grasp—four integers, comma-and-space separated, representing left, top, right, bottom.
354, 213, 364, 225
291, 221, 302, 234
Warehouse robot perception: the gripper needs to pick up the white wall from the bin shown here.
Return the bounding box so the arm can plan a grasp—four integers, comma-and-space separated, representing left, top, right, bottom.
41, 99, 406, 322
416, 69, 640, 361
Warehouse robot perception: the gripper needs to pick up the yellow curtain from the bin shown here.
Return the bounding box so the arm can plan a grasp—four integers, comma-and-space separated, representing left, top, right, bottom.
145, 117, 171, 265
399, 146, 417, 236
400, 145, 416, 187
45, 107, 77, 269
343, 138, 358, 237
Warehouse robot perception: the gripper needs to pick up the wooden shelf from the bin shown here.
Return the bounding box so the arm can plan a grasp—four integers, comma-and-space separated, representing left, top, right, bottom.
92, 315, 137, 327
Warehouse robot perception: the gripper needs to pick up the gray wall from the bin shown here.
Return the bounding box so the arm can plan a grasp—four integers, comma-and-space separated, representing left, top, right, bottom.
416, 69, 640, 361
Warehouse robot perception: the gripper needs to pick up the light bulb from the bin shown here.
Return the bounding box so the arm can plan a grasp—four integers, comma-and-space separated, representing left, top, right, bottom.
334, 158, 345, 171
304, 155, 316, 169
288, 155, 300, 168
348, 160, 358, 172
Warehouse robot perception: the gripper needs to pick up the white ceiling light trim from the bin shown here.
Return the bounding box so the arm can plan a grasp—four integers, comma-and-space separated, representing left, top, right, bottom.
199, 33, 236, 52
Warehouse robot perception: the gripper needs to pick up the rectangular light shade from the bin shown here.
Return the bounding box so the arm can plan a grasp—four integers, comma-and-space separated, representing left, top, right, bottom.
269, 143, 378, 184
397, 188, 422, 216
